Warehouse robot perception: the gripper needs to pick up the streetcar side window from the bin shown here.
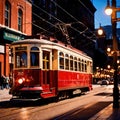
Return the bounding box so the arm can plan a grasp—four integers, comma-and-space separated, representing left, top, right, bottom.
30, 47, 39, 67
82, 59, 84, 72
78, 58, 81, 71
59, 52, 64, 69
90, 62, 93, 73
65, 54, 69, 70
74, 57, 77, 71
88, 61, 93, 73
85, 61, 87, 72
16, 52, 27, 67
70, 55, 73, 70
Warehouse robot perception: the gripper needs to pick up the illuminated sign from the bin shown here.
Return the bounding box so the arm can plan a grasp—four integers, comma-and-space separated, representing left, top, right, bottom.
3, 31, 22, 41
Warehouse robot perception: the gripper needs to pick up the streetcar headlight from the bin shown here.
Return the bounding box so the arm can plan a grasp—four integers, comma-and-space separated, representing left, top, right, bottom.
18, 77, 25, 84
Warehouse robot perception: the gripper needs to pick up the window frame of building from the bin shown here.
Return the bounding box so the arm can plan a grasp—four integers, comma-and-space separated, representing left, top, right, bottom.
5, 1, 11, 27
18, 9, 23, 32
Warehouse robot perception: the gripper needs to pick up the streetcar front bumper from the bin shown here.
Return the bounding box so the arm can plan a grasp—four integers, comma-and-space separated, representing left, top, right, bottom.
9, 86, 43, 100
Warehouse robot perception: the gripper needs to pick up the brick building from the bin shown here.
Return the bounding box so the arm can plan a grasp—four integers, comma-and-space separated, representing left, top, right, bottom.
0, 0, 32, 77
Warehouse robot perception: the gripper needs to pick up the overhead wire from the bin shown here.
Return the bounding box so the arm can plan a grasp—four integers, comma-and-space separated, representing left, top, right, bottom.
77, 0, 100, 27
32, 1, 97, 41
32, 12, 60, 33
32, 22, 53, 35
77, 0, 97, 39
51, 0, 97, 40
51, 0, 88, 33
32, 3, 88, 35
78, 0, 94, 16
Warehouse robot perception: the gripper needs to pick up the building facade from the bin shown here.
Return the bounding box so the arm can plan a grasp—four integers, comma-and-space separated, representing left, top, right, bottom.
0, 0, 32, 77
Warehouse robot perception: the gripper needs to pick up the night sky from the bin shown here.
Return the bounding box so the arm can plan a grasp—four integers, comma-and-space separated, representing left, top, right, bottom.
93, 0, 120, 28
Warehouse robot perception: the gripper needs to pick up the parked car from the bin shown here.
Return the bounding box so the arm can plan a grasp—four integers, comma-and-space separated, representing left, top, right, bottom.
97, 80, 102, 85
109, 80, 114, 85
101, 80, 109, 85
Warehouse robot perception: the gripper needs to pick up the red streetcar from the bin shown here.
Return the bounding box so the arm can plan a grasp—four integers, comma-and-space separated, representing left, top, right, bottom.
9, 38, 93, 100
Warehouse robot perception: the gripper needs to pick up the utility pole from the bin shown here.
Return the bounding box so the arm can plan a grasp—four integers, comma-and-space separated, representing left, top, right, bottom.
112, 0, 119, 108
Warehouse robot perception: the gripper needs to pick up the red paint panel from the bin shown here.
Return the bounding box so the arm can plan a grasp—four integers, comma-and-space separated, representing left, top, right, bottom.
58, 71, 92, 90
14, 69, 41, 86
12, 69, 92, 99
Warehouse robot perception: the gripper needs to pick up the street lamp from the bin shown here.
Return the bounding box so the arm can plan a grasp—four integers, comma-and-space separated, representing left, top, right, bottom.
105, 0, 120, 108
97, 24, 104, 35
105, 0, 113, 15
97, 24, 106, 37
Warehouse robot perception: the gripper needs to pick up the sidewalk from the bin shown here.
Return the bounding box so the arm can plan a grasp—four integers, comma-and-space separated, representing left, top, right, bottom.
0, 88, 12, 102
89, 104, 120, 120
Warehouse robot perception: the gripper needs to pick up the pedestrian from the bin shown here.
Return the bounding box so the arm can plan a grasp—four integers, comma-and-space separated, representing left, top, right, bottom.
0, 76, 1, 89
0, 75, 6, 90
5, 76, 10, 89
9, 73, 13, 88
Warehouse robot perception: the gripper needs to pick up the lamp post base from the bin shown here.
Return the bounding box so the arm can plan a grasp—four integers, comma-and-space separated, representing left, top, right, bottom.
113, 86, 119, 108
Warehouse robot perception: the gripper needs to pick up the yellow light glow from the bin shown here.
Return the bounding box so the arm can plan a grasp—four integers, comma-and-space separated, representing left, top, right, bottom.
107, 47, 111, 52
105, 7, 113, 15
107, 65, 111, 69
117, 60, 120, 64
18, 78, 23, 84
98, 29, 103, 35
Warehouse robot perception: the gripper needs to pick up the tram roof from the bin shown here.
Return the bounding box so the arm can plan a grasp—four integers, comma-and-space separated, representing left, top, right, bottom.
11, 38, 92, 60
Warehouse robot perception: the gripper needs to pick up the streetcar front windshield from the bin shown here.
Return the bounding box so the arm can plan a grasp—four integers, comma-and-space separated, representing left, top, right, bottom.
15, 52, 27, 68
15, 47, 27, 68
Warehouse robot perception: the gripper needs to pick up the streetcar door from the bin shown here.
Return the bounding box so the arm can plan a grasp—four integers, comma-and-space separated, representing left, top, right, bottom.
42, 51, 50, 91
